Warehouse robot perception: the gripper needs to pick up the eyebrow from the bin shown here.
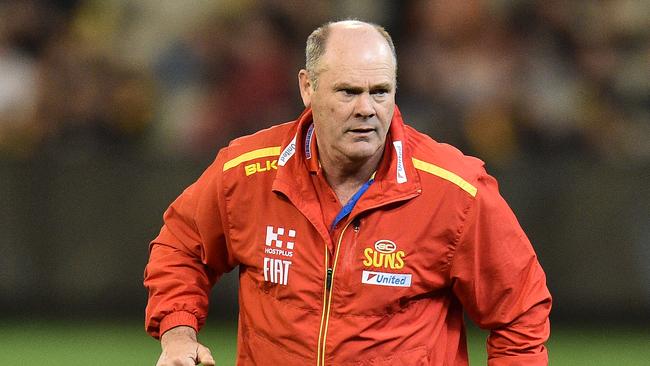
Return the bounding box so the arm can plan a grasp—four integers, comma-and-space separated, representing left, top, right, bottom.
333, 82, 393, 92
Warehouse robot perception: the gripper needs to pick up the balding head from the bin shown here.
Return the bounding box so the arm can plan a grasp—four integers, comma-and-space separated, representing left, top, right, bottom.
297, 20, 397, 174
305, 20, 397, 89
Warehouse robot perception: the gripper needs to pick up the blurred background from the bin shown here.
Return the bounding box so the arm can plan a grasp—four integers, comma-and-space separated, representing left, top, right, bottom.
0, 0, 648, 364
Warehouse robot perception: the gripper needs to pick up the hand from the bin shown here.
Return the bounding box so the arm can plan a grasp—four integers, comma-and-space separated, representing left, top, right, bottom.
156, 326, 215, 366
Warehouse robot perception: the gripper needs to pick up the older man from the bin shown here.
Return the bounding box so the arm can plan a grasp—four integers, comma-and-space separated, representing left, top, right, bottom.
145, 20, 551, 366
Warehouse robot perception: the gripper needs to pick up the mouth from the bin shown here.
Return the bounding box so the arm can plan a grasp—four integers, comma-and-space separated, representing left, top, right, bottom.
347, 127, 376, 135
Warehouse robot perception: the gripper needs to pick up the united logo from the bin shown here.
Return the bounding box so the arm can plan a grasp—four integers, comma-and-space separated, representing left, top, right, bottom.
362, 270, 412, 287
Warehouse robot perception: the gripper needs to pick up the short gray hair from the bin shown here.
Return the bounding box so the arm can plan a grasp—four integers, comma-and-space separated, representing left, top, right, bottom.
305, 20, 397, 89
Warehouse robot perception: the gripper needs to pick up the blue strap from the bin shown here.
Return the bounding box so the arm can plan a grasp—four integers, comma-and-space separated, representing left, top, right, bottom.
330, 178, 374, 231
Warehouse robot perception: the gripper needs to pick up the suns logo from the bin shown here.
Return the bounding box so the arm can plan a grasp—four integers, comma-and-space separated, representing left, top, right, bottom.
362, 240, 406, 270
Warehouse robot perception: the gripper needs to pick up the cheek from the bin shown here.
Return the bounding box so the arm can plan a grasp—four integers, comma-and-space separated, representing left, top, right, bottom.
313, 98, 342, 119
380, 105, 395, 127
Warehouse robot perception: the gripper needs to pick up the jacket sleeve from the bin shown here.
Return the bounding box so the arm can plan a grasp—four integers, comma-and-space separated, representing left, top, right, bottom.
449, 172, 552, 366
144, 151, 237, 339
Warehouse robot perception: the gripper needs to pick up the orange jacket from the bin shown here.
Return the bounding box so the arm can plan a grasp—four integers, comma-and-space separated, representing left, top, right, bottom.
144, 107, 551, 365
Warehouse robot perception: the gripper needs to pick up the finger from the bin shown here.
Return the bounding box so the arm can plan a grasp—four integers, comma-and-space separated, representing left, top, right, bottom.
156, 352, 196, 366
197, 344, 215, 366
156, 352, 165, 366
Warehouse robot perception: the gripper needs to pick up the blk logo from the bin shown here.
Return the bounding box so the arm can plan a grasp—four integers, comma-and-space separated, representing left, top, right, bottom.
245, 159, 278, 176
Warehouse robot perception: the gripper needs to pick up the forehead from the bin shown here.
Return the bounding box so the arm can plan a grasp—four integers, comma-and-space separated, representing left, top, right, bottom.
318, 25, 396, 83
321, 64, 395, 90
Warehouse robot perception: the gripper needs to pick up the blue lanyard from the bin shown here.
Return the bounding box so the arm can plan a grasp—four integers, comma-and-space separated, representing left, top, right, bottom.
330, 177, 375, 231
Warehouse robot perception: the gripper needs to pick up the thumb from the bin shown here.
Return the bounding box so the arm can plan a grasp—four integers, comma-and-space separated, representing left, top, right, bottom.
197, 344, 215, 366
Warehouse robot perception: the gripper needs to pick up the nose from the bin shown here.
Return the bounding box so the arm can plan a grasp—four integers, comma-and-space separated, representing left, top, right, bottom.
354, 93, 375, 119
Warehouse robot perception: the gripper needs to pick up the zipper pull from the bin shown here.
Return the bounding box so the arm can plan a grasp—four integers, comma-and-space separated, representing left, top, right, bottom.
326, 268, 333, 290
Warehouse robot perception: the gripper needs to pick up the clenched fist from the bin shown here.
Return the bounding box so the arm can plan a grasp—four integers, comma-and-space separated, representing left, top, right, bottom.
156, 326, 215, 366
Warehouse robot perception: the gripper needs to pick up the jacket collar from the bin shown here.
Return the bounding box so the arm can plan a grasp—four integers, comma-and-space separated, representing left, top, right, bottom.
272, 106, 421, 215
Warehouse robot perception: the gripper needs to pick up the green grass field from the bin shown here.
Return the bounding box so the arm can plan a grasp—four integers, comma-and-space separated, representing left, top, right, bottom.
0, 319, 648, 365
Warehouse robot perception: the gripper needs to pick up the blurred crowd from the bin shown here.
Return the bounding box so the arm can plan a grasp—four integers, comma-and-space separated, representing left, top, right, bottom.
0, 0, 648, 165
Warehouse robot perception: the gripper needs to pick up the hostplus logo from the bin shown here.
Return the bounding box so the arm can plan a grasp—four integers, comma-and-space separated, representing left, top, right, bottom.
264, 226, 295, 257
263, 225, 296, 286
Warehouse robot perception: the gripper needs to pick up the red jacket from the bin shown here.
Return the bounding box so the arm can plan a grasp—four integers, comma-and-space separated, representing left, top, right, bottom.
144, 107, 551, 365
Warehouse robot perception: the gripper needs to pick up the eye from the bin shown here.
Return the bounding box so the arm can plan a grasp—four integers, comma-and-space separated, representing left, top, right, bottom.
338, 88, 359, 96
371, 89, 389, 97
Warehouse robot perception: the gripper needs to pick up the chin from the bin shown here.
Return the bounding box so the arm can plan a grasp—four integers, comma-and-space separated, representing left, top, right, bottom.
345, 146, 381, 161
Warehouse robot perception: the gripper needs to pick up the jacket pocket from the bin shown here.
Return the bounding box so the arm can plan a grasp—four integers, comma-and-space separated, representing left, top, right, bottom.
240, 326, 311, 366
343, 346, 430, 366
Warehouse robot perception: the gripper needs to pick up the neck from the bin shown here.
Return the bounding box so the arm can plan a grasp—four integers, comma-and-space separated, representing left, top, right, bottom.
319, 149, 383, 205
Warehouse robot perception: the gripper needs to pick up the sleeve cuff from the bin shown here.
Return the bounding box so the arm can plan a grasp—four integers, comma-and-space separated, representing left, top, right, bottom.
159, 311, 199, 337
488, 352, 549, 366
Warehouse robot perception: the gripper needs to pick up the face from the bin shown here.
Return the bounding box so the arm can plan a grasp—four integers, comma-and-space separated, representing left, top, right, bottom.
299, 25, 396, 167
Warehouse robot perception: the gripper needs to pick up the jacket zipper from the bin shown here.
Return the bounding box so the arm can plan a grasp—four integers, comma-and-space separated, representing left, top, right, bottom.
315, 192, 418, 365
316, 219, 353, 366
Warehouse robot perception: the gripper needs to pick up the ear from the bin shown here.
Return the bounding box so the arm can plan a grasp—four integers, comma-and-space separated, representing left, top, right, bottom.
298, 69, 313, 108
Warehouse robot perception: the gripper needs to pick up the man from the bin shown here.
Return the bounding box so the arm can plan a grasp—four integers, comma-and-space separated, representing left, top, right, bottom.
145, 20, 551, 366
